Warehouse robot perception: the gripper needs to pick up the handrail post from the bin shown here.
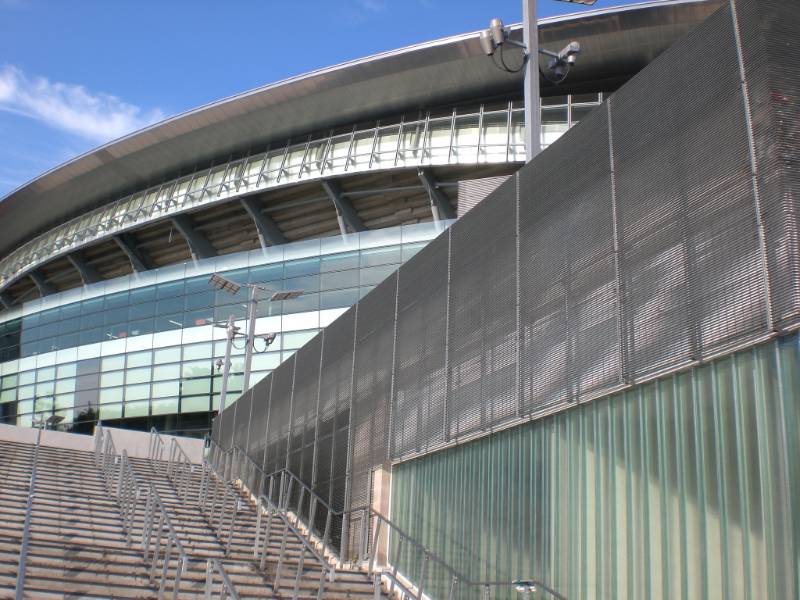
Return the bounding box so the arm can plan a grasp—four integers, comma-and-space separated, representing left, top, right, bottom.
449, 575, 458, 600
15, 428, 40, 600
417, 552, 429, 600
205, 560, 213, 600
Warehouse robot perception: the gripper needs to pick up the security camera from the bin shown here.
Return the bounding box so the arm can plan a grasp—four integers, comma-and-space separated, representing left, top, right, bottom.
489, 18, 506, 46
558, 41, 581, 64
479, 30, 495, 56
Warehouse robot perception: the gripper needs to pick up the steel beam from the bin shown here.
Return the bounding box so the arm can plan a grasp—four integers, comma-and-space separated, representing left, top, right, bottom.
321, 180, 366, 235
112, 233, 152, 273
67, 252, 100, 285
239, 197, 287, 248
28, 270, 55, 297
0, 291, 12, 310
418, 168, 455, 221
170, 214, 216, 260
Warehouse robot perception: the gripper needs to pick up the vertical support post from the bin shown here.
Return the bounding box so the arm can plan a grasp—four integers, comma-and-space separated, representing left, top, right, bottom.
243, 285, 259, 394
523, 0, 541, 162
219, 315, 235, 415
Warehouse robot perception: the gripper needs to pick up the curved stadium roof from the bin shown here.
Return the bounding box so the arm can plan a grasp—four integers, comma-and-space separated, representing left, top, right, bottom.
0, 0, 721, 300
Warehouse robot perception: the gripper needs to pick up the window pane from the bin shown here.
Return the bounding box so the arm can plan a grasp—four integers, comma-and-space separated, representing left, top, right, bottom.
152, 380, 180, 398
102, 355, 125, 371
181, 396, 209, 413
126, 367, 151, 385
125, 383, 150, 401
181, 377, 211, 396
124, 400, 149, 417
100, 371, 124, 387
154, 347, 182, 364
99, 387, 123, 404
127, 351, 152, 368
152, 397, 179, 415
153, 363, 181, 381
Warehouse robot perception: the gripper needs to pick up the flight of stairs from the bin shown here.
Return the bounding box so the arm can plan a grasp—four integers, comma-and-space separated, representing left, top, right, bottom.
0, 435, 383, 600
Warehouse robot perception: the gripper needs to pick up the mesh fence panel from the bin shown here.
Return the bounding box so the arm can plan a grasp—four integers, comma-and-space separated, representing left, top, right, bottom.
736, 0, 800, 330
263, 354, 295, 476
392, 233, 449, 458
212, 0, 800, 537
519, 105, 619, 415
612, 4, 767, 369
448, 178, 518, 439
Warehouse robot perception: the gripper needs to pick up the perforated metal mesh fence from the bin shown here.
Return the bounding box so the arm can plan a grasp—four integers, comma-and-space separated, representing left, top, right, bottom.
213, 0, 800, 561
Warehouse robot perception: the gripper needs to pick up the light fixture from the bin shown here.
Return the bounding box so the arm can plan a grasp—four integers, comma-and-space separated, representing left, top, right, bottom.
513, 580, 538, 594
46, 414, 65, 429
208, 273, 241, 294
270, 289, 304, 301
557, 0, 597, 4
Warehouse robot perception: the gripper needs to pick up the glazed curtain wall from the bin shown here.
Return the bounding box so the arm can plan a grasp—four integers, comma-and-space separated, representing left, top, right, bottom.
391, 333, 800, 600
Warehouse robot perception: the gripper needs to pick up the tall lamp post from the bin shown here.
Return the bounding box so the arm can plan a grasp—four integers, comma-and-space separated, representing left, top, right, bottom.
208, 273, 303, 413
480, 0, 594, 163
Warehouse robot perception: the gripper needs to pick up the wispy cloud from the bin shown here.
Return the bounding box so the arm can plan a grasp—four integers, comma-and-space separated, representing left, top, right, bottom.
358, 0, 387, 11
0, 65, 165, 143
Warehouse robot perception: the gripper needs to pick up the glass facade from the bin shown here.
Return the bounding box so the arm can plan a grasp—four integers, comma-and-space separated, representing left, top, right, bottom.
0, 222, 449, 435
0, 94, 603, 296
391, 333, 800, 600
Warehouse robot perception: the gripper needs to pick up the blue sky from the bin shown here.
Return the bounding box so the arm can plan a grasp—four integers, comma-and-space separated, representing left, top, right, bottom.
0, 0, 641, 197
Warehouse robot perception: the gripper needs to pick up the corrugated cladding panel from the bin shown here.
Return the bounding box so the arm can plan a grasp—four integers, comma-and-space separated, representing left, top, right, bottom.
246, 374, 271, 481
448, 177, 517, 440
231, 388, 252, 454
392, 232, 449, 458
393, 331, 800, 600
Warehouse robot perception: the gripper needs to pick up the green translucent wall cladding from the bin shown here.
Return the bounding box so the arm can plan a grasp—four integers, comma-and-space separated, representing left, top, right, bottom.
391, 333, 800, 600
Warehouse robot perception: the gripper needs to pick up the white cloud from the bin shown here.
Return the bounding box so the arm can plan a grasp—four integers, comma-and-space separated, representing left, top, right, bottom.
0, 65, 165, 143
359, 0, 387, 12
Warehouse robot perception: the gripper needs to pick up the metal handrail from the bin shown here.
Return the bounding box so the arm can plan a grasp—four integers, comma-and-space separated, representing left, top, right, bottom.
198, 460, 240, 555
204, 558, 242, 600
148, 426, 167, 474
166, 437, 195, 504
202, 449, 334, 600
211, 439, 566, 600
15, 428, 41, 599
142, 482, 189, 600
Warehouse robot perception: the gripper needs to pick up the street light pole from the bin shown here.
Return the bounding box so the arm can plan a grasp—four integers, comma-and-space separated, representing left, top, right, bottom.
218, 315, 237, 414
242, 284, 259, 394
523, 0, 541, 163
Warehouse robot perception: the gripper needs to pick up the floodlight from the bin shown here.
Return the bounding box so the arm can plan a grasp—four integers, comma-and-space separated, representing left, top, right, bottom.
46, 415, 65, 428
208, 273, 241, 295
513, 581, 538, 594
270, 289, 304, 301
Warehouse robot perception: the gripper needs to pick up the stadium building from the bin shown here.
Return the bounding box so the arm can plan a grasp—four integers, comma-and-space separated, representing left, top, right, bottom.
0, 0, 721, 436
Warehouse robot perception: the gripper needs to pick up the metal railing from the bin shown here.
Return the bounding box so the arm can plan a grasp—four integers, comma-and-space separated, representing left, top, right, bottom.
15, 428, 41, 600
198, 460, 240, 556
210, 439, 566, 600
94, 426, 241, 600
148, 427, 167, 474
166, 436, 195, 504
202, 451, 333, 600
142, 482, 189, 600
204, 558, 242, 600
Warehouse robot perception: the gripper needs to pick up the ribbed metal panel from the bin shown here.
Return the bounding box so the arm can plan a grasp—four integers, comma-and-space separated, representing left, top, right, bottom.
231, 389, 252, 455
519, 104, 619, 414
448, 177, 518, 439
350, 273, 397, 505
613, 2, 767, 372
457, 176, 511, 217
262, 354, 295, 477
735, 0, 800, 330
392, 333, 800, 600
392, 233, 449, 457
286, 334, 322, 513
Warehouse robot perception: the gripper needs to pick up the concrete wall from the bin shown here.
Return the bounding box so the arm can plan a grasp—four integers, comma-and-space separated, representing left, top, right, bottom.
0, 422, 204, 463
